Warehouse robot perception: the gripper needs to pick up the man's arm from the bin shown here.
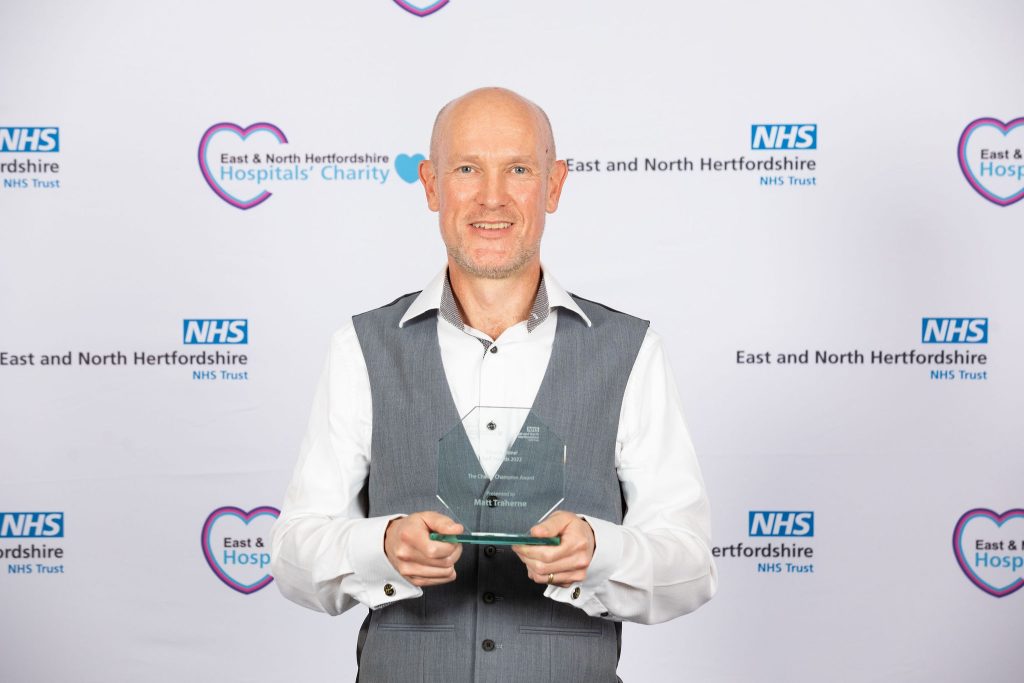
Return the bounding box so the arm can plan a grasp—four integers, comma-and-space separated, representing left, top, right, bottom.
270, 323, 429, 614
515, 328, 717, 624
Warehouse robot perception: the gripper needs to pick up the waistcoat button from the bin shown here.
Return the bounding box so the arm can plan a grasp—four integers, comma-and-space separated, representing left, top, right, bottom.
483, 545, 497, 557
482, 591, 496, 604
481, 639, 496, 652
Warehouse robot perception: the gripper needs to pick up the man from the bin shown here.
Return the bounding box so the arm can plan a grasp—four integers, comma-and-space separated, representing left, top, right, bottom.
270, 87, 716, 682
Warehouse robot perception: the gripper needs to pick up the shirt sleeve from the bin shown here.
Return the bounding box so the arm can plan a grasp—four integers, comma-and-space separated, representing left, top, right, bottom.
269, 322, 422, 615
544, 328, 718, 623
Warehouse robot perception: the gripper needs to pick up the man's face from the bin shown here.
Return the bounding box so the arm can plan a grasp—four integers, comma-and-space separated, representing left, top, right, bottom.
419, 93, 568, 280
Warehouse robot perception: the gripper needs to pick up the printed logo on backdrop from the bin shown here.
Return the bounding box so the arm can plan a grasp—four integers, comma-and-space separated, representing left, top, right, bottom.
0, 126, 62, 190
957, 117, 1024, 206
735, 316, 990, 382
0, 319, 250, 383
564, 121, 818, 187
393, 0, 449, 16
202, 506, 279, 594
953, 509, 1024, 597
711, 511, 816, 575
1, 512, 66, 576
197, 122, 423, 210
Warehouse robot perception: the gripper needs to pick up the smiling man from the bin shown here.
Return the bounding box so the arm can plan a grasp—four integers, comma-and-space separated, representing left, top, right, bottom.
271, 87, 717, 683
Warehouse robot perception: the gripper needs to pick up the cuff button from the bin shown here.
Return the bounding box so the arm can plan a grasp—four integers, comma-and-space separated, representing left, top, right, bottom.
571, 586, 581, 600
383, 583, 396, 597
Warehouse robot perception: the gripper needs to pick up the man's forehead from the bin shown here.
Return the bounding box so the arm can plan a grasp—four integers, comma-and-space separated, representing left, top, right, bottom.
430, 87, 555, 162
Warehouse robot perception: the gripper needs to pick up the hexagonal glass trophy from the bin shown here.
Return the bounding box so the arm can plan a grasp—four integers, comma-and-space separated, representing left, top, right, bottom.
429, 406, 564, 546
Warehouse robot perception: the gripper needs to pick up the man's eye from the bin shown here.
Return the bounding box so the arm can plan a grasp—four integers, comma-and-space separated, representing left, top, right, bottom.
511, 166, 528, 174
457, 165, 473, 173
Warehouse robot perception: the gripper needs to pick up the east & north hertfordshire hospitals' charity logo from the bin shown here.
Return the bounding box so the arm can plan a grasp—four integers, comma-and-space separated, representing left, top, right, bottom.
197, 122, 424, 210
953, 509, 1024, 598
735, 317, 990, 382
0, 319, 250, 383
392, 0, 449, 16
958, 117, 1024, 206
202, 506, 279, 595
1, 512, 66, 576
712, 511, 816, 575
0, 126, 62, 190
563, 122, 817, 187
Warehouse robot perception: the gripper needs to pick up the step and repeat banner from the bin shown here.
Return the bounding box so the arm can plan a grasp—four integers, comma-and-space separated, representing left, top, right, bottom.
1, 1, 1021, 681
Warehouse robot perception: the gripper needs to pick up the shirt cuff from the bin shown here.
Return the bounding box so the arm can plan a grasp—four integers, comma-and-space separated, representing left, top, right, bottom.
543, 515, 624, 617
345, 514, 422, 609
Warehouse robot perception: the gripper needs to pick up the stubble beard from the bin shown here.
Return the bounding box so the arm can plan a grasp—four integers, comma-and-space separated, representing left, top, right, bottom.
447, 240, 539, 280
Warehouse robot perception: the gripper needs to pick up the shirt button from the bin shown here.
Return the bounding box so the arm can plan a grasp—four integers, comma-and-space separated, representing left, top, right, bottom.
383, 583, 395, 597
571, 586, 581, 600
483, 545, 497, 558
481, 639, 496, 652
482, 591, 496, 604
489, 345, 498, 354
486, 421, 496, 431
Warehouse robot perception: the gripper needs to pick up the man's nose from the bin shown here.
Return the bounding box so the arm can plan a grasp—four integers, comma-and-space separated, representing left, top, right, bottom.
477, 170, 508, 208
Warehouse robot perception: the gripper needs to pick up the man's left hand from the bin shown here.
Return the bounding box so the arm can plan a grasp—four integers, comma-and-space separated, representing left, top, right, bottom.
512, 511, 595, 588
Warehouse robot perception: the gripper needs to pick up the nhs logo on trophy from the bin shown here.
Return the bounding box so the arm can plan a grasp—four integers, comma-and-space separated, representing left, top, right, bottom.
748, 511, 814, 537
183, 319, 248, 345
0, 512, 64, 538
0, 127, 60, 152
921, 318, 988, 344
751, 124, 817, 150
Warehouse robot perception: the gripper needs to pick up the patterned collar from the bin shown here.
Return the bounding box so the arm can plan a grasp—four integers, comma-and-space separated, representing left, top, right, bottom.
439, 271, 551, 335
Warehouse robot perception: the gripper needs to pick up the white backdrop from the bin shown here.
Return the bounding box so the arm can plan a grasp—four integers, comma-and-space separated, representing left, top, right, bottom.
2, 1, 1022, 681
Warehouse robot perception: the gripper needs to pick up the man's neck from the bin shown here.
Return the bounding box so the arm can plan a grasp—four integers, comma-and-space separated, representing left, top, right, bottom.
447, 261, 542, 340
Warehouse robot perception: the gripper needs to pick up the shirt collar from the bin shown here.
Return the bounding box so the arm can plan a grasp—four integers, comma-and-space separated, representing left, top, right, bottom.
398, 266, 592, 330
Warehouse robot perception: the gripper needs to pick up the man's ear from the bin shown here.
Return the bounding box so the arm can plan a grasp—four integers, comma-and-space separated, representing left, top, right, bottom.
419, 159, 439, 212
546, 159, 569, 213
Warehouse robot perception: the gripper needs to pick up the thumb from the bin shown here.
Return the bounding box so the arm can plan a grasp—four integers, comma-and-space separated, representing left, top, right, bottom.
420, 511, 463, 534
531, 511, 571, 537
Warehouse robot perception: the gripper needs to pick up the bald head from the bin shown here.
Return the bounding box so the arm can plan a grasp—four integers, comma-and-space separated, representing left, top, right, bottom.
429, 87, 556, 168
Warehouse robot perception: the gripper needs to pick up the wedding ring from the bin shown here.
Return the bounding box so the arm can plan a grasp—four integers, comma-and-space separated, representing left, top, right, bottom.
547, 573, 555, 585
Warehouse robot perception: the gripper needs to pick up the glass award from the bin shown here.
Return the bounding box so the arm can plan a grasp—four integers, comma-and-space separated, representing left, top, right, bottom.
429, 407, 564, 546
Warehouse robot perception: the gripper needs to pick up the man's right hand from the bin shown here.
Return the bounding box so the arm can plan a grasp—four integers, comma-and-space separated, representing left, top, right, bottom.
384, 512, 464, 587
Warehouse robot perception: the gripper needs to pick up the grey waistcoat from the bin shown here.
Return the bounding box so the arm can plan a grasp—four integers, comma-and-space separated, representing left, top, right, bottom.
351, 292, 649, 683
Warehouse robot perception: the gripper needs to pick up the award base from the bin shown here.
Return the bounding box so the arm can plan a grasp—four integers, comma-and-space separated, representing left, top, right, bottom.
429, 532, 561, 546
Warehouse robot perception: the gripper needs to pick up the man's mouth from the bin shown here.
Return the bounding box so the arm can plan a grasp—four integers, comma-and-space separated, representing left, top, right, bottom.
470, 222, 512, 230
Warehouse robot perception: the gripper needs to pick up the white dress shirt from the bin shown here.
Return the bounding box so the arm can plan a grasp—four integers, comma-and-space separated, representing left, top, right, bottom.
270, 268, 717, 624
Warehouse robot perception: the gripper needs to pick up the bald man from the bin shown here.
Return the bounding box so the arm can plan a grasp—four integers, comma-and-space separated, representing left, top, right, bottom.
271, 88, 717, 683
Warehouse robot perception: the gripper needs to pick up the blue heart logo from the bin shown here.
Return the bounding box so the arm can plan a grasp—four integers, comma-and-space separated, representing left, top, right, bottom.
395, 153, 425, 183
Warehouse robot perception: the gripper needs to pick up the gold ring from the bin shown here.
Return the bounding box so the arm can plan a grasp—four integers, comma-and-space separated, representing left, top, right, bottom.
547, 573, 555, 585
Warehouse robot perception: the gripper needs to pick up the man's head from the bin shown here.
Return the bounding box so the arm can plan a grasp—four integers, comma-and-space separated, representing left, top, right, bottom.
419, 87, 568, 280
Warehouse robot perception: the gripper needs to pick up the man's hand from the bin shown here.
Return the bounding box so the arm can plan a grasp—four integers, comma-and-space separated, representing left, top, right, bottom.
384, 512, 464, 587
512, 511, 596, 588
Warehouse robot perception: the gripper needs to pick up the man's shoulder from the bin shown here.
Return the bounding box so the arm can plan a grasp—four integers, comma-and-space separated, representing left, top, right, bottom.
567, 293, 649, 328
354, 291, 421, 318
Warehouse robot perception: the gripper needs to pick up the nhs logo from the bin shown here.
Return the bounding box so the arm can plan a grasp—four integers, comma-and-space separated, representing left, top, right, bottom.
749, 511, 814, 537
0, 512, 64, 538
751, 124, 817, 150
921, 318, 988, 344
183, 319, 248, 345
0, 127, 60, 152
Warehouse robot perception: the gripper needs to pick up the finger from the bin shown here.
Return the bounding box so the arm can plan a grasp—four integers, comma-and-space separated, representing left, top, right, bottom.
409, 572, 458, 587
530, 511, 574, 538
397, 562, 458, 579
527, 569, 583, 588
520, 555, 588, 577
418, 511, 464, 535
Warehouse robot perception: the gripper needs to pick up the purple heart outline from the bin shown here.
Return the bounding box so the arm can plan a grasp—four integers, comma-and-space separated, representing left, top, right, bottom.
952, 508, 1024, 598
202, 505, 280, 594
957, 117, 1024, 207
393, 0, 449, 17
198, 122, 289, 210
